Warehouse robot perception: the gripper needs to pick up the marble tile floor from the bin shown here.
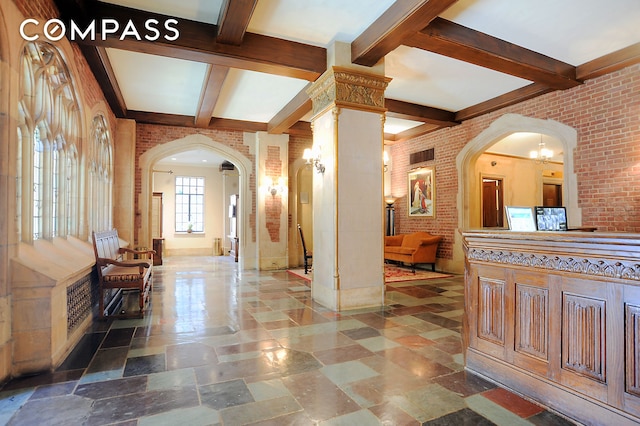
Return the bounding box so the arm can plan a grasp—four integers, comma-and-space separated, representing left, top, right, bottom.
0, 256, 577, 425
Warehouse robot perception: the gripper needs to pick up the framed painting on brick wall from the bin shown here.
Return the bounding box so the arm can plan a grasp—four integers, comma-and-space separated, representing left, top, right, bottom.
408, 167, 435, 217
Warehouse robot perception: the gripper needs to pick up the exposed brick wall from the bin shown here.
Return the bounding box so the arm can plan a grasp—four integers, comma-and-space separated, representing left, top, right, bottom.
391, 64, 640, 260
135, 124, 256, 244
13, 0, 58, 20
265, 146, 282, 242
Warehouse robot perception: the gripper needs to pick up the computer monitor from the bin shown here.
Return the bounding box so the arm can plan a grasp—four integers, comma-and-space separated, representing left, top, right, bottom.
534, 206, 567, 231
505, 206, 537, 231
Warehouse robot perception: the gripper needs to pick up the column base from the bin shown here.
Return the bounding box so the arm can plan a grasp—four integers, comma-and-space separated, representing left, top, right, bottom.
312, 282, 384, 311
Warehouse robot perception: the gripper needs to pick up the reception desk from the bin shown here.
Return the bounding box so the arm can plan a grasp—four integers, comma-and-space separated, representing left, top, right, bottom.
462, 230, 640, 425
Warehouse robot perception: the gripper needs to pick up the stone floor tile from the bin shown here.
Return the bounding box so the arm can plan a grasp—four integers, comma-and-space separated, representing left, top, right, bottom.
465, 394, 534, 426
282, 370, 361, 422
369, 401, 421, 425
138, 405, 221, 426
422, 407, 496, 425
313, 344, 374, 365
321, 360, 380, 386
218, 395, 302, 426
0, 256, 577, 425
199, 379, 254, 410
6, 394, 93, 425
123, 353, 167, 377
340, 326, 381, 340
433, 371, 497, 397
481, 387, 544, 418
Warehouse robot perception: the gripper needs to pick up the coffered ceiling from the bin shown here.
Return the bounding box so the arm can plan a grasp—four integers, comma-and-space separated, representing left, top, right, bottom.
54, 0, 640, 145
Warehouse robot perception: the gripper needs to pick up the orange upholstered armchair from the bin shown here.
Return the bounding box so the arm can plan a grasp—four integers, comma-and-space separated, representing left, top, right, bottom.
384, 232, 442, 272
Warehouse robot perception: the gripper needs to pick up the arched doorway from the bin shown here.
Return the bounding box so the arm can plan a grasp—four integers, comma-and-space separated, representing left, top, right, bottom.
450, 114, 581, 272
288, 158, 313, 268
139, 134, 254, 268
458, 114, 580, 230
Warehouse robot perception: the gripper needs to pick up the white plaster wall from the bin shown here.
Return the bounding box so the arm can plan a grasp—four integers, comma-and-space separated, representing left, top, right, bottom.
153, 164, 226, 256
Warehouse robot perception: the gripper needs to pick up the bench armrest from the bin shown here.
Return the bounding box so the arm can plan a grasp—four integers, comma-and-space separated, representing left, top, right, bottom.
119, 247, 156, 256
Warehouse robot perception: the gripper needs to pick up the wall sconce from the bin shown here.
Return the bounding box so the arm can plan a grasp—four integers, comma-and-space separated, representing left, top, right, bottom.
265, 176, 285, 196
383, 151, 390, 172
303, 146, 325, 173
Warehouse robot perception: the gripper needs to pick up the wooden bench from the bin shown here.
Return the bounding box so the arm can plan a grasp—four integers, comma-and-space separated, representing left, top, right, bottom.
92, 229, 155, 319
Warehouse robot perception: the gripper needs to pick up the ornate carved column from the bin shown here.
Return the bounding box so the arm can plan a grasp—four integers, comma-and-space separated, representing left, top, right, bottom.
306, 65, 391, 311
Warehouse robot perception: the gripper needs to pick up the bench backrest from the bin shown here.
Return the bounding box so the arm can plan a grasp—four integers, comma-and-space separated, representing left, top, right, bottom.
92, 229, 123, 261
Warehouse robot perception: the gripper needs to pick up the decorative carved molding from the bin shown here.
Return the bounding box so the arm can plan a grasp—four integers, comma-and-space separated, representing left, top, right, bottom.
562, 294, 606, 382
516, 284, 548, 360
467, 248, 640, 282
478, 278, 505, 345
306, 66, 391, 117
626, 304, 640, 397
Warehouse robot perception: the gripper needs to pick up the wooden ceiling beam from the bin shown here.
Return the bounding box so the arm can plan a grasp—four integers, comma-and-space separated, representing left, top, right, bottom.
352, 0, 458, 67
208, 118, 267, 132
409, 18, 581, 90
127, 111, 268, 133
195, 65, 229, 127
285, 121, 313, 137
385, 98, 458, 127
577, 42, 640, 80
216, 0, 258, 45
79, 45, 127, 117
455, 83, 554, 121
268, 84, 312, 134
127, 111, 197, 128
70, 2, 326, 81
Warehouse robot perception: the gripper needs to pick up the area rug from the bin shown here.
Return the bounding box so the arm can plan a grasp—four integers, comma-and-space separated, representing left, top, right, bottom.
287, 265, 452, 283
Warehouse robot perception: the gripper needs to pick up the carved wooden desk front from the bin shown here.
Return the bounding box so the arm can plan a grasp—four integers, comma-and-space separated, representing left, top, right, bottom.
462, 230, 640, 426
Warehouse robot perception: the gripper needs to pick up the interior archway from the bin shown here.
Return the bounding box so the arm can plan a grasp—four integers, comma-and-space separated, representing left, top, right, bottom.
288, 159, 313, 268
457, 114, 581, 231
139, 134, 254, 268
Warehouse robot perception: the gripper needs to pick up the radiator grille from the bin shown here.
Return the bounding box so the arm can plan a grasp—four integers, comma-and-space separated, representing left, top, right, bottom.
66, 272, 94, 334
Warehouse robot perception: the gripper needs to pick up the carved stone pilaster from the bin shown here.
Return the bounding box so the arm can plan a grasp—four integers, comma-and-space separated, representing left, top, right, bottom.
306, 66, 391, 117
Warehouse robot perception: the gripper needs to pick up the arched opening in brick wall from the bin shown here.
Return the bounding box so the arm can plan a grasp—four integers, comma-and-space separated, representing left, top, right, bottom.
288, 158, 313, 269
139, 134, 252, 267
457, 113, 581, 232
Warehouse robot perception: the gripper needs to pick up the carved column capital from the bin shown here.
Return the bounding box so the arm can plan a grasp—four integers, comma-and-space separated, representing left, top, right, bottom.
306, 66, 391, 117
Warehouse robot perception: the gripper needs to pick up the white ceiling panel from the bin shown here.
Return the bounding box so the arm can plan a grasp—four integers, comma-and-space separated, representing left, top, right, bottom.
248, 0, 395, 47
385, 46, 531, 112
384, 117, 425, 135
156, 149, 227, 167
106, 48, 208, 116
212, 69, 309, 122
441, 0, 640, 65
99, 0, 222, 24
487, 132, 564, 163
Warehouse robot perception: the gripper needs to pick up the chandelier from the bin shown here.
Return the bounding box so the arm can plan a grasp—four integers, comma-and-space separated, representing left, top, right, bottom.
529, 135, 553, 164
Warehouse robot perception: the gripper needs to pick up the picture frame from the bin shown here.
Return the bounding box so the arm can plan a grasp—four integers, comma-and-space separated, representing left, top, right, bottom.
408, 166, 435, 217
505, 206, 537, 231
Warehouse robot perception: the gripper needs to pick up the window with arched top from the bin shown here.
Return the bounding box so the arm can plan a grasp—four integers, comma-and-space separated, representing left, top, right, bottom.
89, 114, 113, 232
17, 41, 81, 242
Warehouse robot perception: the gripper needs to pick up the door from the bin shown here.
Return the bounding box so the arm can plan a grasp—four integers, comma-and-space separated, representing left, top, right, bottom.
152, 192, 163, 238
543, 183, 562, 206
482, 178, 504, 228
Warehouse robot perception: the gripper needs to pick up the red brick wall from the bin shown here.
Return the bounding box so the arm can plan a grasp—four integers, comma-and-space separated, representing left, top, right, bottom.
265, 146, 282, 242
391, 64, 640, 260
135, 124, 256, 244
